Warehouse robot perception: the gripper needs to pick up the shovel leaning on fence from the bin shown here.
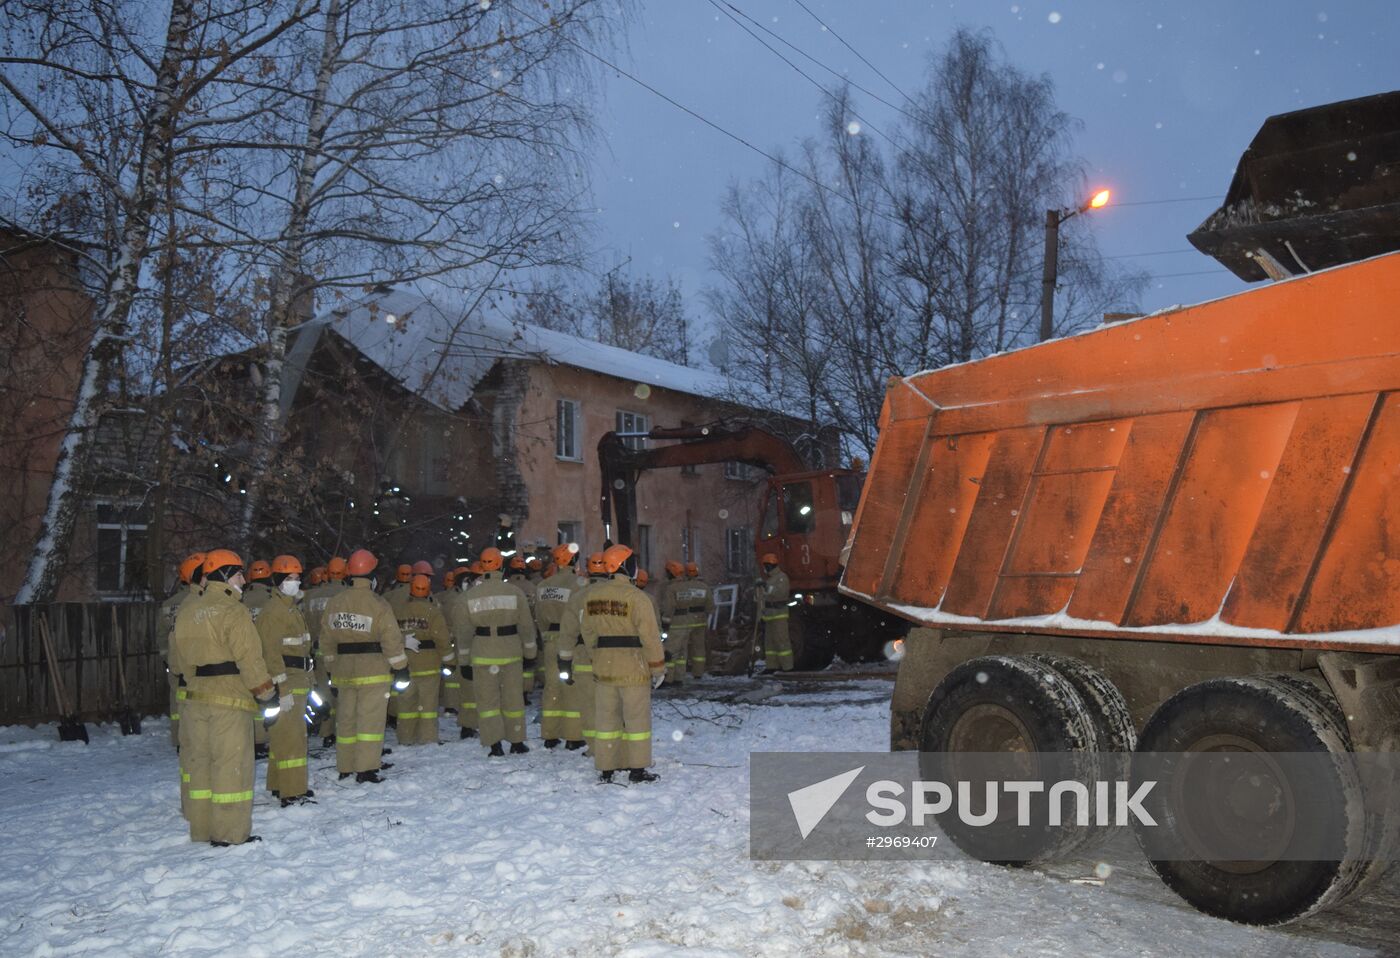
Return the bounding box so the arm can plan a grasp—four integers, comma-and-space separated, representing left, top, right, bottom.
111, 606, 142, 735
37, 614, 90, 744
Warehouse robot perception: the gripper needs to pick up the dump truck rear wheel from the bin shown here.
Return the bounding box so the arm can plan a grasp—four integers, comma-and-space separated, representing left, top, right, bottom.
919, 655, 1099, 865
1132, 677, 1367, 925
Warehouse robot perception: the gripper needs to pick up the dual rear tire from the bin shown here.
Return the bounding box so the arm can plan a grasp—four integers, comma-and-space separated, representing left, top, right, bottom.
919, 656, 1383, 925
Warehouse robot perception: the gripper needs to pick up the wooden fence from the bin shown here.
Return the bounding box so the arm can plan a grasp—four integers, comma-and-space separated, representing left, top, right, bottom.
0, 603, 167, 726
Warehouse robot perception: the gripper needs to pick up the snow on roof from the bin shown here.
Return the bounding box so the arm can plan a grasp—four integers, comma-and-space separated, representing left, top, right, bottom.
306, 285, 737, 413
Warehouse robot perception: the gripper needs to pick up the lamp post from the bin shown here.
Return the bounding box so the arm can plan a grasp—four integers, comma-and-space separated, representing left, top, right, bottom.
1040, 188, 1111, 341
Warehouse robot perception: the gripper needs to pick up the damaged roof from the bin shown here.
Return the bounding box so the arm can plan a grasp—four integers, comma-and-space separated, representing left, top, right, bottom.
290, 285, 737, 413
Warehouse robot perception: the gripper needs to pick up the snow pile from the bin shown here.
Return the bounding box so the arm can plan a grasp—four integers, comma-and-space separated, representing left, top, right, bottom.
0, 679, 1387, 956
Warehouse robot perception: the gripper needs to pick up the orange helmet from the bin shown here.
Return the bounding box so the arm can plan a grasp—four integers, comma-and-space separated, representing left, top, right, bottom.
179, 552, 207, 584
587, 552, 606, 574
410, 574, 431, 598
271, 554, 303, 575
202, 549, 243, 576
479, 548, 503, 572
469, 560, 484, 576
685, 562, 700, 578
509, 555, 526, 572
395, 564, 412, 583
602, 544, 633, 574
412, 560, 433, 575
248, 559, 272, 581
308, 566, 328, 586
347, 548, 377, 576
665, 560, 684, 578
526, 556, 542, 571
635, 568, 649, 587
327, 556, 348, 580
552, 543, 579, 566
761, 553, 779, 566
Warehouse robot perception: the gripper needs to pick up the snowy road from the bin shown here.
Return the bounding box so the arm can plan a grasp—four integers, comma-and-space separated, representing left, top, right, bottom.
1, 677, 1395, 957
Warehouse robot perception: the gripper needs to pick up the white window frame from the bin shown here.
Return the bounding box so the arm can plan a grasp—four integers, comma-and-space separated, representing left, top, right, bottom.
726, 525, 753, 577
557, 520, 582, 556
95, 501, 149, 595
615, 409, 650, 451
636, 523, 652, 574
556, 398, 583, 461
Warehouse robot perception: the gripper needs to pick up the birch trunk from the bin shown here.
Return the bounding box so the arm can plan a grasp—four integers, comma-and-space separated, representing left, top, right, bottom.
235, 0, 342, 552
15, 0, 196, 604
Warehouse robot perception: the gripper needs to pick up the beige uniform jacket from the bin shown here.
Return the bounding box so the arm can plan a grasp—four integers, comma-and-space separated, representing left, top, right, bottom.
508, 573, 537, 614
534, 570, 581, 639
319, 578, 408, 681
759, 568, 792, 617
457, 573, 537, 665
557, 575, 609, 667
242, 581, 276, 621
578, 574, 664, 687
157, 584, 193, 664
172, 583, 275, 706
256, 591, 312, 689
397, 595, 453, 672
439, 589, 471, 666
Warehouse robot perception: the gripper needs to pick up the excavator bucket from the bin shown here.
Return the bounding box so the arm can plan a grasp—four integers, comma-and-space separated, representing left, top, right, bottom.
1188, 90, 1400, 281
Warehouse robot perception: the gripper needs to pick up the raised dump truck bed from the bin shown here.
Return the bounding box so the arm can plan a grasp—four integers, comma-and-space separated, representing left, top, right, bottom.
842, 250, 1400, 653
845, 94, 1400, 930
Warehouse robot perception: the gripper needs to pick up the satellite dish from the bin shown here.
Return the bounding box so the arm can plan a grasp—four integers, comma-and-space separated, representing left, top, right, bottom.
707, 336, 730, 370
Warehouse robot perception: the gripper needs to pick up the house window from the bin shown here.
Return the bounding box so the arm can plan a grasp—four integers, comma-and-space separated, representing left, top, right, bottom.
557, 399, 582, 461
557, 520, 582, 553
636, 524, 652, 574
727, 526, 754, 577
96, 503, 149, 594
681, 527, 701, 565
724, 460, 763, 481
615, 409, 649, 451
784, 480, 816, 534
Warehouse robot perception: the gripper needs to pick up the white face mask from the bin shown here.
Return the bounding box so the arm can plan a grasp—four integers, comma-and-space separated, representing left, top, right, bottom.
279, 578, 301, 597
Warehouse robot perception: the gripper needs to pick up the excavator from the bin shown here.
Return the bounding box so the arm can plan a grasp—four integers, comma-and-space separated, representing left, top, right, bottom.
597, 423, 906, 669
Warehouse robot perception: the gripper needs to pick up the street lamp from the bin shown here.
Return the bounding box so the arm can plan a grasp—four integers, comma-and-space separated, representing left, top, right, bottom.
1040, 188, 1112, 341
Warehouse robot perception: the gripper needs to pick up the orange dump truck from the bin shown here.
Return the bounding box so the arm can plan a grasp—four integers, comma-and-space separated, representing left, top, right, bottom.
843, 94, 1400, 925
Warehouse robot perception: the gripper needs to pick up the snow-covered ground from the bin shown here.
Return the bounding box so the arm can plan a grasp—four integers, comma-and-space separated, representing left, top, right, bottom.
1, 676, 1395, 957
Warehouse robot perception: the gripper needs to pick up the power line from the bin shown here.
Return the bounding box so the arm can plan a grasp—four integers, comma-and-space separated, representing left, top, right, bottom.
1147, 268, 1232, 280
720, 2, 919, 123
706, 0, 901, 151
1103, 248, 1198, 260
1112, 194, 1223, 207
789, 0, 914, 106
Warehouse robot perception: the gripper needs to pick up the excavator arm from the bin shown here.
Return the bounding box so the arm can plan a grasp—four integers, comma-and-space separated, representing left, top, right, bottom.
598, 423, 808, 548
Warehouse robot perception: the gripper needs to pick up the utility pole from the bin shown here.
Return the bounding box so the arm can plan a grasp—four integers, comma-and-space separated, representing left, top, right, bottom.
1039, 189, 1112, 342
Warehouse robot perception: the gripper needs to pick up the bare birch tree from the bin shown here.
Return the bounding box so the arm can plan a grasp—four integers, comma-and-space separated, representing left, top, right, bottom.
2, 0, 315, 602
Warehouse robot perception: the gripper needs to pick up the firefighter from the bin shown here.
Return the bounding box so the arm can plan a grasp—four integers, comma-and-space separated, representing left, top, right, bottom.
242, 559, 276, 617
508, 555, 538, 696
171, 549, 284, 845
535, 543, 582, 748
557, 552, 609, 750
394, 574, 452, 745
461, 547, 536, 756
303, 557, 348, 746
257, 554, 314, 806
756, 553, 793, 671
448, 560, 485, 740
319, 549, 410, 783
384, 564, 413, 602
658, 561, 686, 684
682, 562, 713, 678
438, 567, 467, 715
159, 552, 205, 752
561, 544, 664, 783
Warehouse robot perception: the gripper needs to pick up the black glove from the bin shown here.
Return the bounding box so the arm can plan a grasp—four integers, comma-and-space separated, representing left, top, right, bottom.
392, 667, 411, 691
523, 655, 538, 671
557, 654, 574, 685
459, 665, 474, 681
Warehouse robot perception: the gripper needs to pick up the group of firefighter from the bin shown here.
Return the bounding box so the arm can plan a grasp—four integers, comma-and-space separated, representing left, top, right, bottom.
158, 533, 794, 846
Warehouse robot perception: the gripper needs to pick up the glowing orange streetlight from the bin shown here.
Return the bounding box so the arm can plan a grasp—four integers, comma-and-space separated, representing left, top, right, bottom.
1040, 188, 1114, 341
